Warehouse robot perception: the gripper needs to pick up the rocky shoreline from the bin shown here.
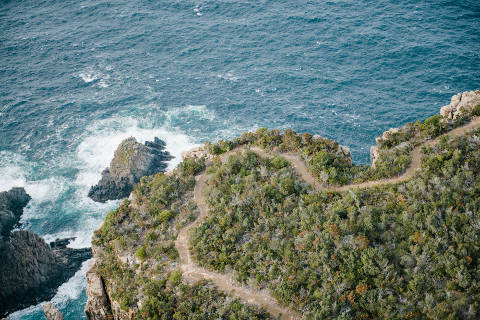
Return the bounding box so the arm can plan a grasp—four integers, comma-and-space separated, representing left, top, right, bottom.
84, 91, 480, 320
0, 188, 92, 317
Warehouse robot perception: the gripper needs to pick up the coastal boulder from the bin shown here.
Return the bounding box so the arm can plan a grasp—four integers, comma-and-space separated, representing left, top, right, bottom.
0, 187, 31, 250
88, 137, 173, 202
43, 302, 63, 320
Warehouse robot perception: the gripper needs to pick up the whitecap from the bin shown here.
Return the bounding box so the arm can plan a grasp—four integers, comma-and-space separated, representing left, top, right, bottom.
194, 6, 203, 16
165, 104, 216, 122
217, 72, 239, 82
8, 259, 91, 320
78, 71, 100, 83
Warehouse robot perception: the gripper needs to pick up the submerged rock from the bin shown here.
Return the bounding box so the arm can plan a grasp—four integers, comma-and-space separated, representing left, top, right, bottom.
88, 137, 173, 202
43, 302, 63, 320
0, 188, 92, 317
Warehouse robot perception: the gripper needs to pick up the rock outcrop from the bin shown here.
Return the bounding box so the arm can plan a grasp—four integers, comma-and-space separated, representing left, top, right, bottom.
84, 259, 112, 320
0, 188, 92, 317
440, 90, 480, 120
370, 90, 480, 167
43, 302, 63, 320
88, 137, 173, 202
0, 187, 31, 250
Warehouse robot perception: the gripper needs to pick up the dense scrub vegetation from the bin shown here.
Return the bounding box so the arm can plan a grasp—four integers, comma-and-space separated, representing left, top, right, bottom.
92, 157, 271, 319
192, 128, 480, 319
206, 110, 478, 186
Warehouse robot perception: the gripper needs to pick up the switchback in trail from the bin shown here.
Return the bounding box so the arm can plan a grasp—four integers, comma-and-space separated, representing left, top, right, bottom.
175, 117, 480, 320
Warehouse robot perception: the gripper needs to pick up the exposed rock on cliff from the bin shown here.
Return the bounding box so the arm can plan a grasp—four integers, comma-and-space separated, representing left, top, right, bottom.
0, 187, 31, 250
84, 259, 112, 320
43, 302, 63, 320
0, 188, 92, 317
440, 90, 480, 120
88, 137, 173, 202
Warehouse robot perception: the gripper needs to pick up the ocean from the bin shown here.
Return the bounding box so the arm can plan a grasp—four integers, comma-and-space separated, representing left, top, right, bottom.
1, 0, 479, 318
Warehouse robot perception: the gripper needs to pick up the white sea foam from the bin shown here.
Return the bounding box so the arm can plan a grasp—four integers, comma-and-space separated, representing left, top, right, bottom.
78, 67, 110, 88
165, 104, 216, 122
194, 6, 203, 16
52, 259, 91, 304
0, 151, 30, 192
0, 156, 61, 203
217, 72, 239, 82
76, 116, 198, 187
78, 71, 100, 83
8, 259, 91, 320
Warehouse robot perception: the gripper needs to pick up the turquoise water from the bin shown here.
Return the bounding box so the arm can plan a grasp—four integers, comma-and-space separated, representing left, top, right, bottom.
1, 0, 479, 318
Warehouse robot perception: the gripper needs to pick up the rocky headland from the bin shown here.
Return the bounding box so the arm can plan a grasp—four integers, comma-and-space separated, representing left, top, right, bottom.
85, 91, 480, 319
88, 137, 173, 202
0, 188, 92, 317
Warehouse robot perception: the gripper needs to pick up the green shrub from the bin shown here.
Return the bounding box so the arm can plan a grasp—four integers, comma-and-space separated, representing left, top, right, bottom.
207, 140, 234, 155
472, 104, 480, 116
168, 270, 182, 286
179, 157, 205, 176
420, 114, 446, 136
135, 246, 147, 261
270, 155, 289, 169
379, 131, 410, 149
157, 209, 174, 223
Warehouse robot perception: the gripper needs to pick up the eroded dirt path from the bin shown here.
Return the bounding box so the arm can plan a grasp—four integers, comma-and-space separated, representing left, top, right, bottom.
255, 117, 480, 192
175, 161, 298, 320
175, 117, 480, 320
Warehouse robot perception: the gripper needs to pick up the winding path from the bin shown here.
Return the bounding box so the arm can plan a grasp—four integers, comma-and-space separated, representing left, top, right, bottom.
255, 116, 480, 192
174, 117, 480, 319
175, 164, 298, 320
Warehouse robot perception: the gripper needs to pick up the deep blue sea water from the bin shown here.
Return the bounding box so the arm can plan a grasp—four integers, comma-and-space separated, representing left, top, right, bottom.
1, 0, 479, 318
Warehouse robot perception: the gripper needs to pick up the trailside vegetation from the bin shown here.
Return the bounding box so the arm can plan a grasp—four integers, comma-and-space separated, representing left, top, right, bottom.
192, 128, 480, 319
92, 156, 271, 319
206, 109, 478, 186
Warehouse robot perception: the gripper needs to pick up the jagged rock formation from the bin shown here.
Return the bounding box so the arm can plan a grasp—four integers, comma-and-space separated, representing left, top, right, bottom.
440, 90, 480, 120
0, 187, 31, 250
0, 188, 92, 317
43, 302, 63, 320
84, 259, 112, 320
88, 137, 173, 202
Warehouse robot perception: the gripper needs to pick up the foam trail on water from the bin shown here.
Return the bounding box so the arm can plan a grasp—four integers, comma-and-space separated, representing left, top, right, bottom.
4, 112, 201, 319
8, 259, 91, 320
76, 116, 198, 188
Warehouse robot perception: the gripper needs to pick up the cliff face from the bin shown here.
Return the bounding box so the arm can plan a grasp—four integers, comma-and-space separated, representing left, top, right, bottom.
88, 137, 173, 202
0, 187, 31, 250
0, 188, 92, 317
84, 258, 113, 320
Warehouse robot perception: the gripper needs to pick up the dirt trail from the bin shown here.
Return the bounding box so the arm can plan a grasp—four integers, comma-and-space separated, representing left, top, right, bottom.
255, 117, 480, 192
174, 159, 298, 320
175, 117, 480, 320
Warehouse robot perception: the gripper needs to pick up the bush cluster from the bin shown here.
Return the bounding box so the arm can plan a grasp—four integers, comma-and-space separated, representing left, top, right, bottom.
93, 156, 268, 318
192, 130, 480, 318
